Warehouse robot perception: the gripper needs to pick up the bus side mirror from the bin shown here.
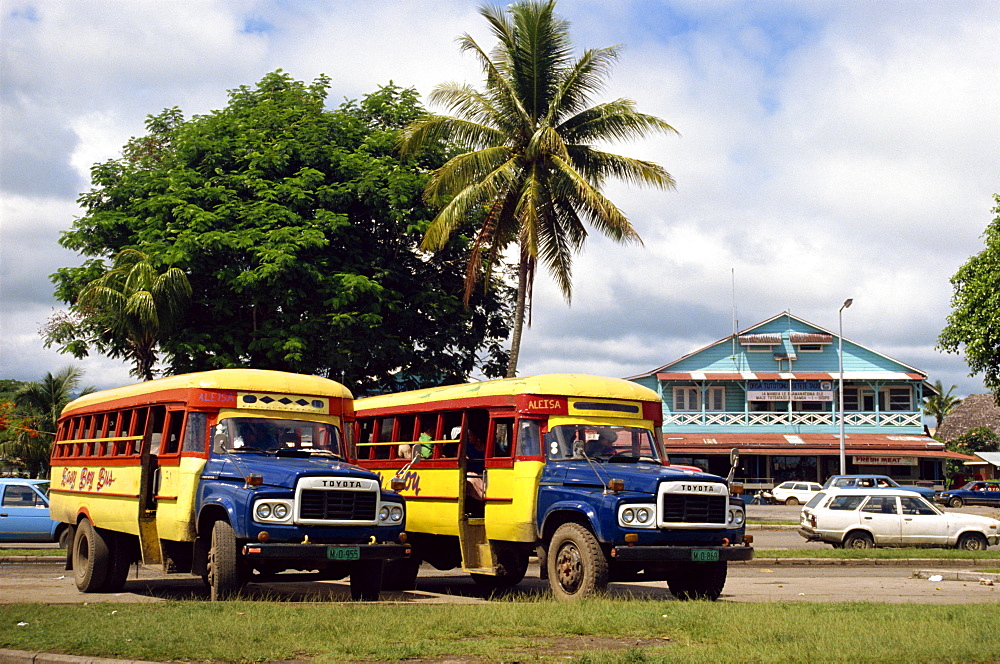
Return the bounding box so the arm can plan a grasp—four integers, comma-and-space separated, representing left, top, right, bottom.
214, 432, 228, 451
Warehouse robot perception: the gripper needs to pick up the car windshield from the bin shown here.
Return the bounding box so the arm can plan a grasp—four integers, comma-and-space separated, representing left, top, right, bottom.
545, 424, 663, 462
804, 492, 827, 508
213, 418, 342, 457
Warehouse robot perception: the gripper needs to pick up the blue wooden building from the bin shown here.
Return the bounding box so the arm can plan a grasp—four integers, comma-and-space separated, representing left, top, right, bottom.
628, 312, 970, 492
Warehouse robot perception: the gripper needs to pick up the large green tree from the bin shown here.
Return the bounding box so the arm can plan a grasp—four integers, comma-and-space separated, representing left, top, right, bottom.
400, 0, 677, 377
45, 249, 192, 381
939, 194, 1000, 402
50, 73, 513, 394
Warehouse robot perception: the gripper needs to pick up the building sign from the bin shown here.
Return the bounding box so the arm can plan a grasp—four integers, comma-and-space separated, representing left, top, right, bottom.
853, 455, 918, 466
747, 380, 834, 402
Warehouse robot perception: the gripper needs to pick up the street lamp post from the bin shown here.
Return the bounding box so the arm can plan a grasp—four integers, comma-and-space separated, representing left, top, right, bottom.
838, 298, 853, 475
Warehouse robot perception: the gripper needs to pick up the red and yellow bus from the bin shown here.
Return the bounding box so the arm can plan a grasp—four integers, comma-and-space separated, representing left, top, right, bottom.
353, 374, 752, 600
50, 369, 408, 600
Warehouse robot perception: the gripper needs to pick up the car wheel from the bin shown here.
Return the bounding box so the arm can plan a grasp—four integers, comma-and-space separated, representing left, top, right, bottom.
785, 497, 799, 506
956, 532, 988, 551
546, 523, 608, 601
843, 532, 874, 549
948, 497, 964, 508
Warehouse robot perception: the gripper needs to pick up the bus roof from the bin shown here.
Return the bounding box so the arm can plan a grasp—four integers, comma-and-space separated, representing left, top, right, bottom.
356, 374, 660, 411
62, 369, 352, 415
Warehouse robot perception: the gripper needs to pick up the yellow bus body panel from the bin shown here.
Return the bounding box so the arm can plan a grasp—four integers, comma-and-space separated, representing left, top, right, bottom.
62, 369, 353, 415
484, 460, 544, 542
154, 456, 207, 542
375, 467, 462, 537
50, 462, 143, 535
356, 373, 658, 411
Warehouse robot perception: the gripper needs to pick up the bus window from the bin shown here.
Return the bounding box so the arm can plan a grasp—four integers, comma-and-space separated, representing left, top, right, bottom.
374, 418, 393, 459
163, 411, 184, 455
357, 419, 375, 459
546, 424, 661, 462
518, 420, 541, 457
148, 406, 166, 455
491, 418, 514, 458
395, 414, 417, 459
440, 411, 462, 458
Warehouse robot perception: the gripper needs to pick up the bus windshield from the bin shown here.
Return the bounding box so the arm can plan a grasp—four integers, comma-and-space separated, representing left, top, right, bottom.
213, 418, 342, 458
546, 425, 663, 463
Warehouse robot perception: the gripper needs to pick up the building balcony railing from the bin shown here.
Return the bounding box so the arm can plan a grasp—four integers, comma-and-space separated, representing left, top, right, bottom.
664, 411, 923, 428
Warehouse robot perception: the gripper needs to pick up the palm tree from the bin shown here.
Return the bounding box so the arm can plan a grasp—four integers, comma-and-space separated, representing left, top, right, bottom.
0, 367, 95, 477
924, 380, 962, 430
400, 0, 677, 377
76, 249, 192, 381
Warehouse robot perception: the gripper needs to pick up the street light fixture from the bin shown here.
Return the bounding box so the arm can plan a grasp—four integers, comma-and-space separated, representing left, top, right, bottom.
838, 298, 853, 475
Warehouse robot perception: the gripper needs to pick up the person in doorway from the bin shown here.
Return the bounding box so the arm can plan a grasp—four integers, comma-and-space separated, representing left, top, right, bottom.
465, 426, 487, 515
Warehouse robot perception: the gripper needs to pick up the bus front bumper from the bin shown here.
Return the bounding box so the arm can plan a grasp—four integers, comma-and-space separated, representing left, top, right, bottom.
242, 542, 410, 562
609, 544, 754, 563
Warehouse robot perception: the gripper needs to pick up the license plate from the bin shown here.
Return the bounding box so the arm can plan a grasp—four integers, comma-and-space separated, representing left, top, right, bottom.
691, 549, 719, 562
327, 546, 360, 560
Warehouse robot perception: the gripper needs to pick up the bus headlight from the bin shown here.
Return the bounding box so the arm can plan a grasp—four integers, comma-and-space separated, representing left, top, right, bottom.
379, 503, 404, 526
728, 506, 746, 528
254, 499, 293, 524
619, 503, 656, 528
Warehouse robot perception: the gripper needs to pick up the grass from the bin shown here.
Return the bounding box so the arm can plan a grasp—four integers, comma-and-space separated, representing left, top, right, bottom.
0, 548, 64, 557
2, 599, 1000, 663
753, 547, 1000, 559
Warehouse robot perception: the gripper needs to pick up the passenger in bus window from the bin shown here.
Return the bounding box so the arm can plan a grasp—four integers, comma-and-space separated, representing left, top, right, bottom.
585, 429, 617, 457
465, 427, 487, 512
237, 423, 277, 450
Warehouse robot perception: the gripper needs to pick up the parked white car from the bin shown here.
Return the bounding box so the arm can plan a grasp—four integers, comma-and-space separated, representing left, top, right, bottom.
765, 481, 822, 506
798, 488, 1000, 550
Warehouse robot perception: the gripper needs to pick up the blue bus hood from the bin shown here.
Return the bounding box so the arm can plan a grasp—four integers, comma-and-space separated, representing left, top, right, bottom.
547, 460, 728, 495
206, 454, 382, 489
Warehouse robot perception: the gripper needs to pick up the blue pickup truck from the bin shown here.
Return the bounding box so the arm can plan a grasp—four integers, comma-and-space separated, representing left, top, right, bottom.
0, 479, 69, 546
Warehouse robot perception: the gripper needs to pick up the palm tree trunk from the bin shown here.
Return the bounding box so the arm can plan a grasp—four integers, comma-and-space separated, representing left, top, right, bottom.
505, 254, 529, 378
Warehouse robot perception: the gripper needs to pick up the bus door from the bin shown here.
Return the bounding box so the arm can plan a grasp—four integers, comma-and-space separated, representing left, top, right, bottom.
483, 417, 542, 543
137, 405, 164, 564
458, 409, 495, 573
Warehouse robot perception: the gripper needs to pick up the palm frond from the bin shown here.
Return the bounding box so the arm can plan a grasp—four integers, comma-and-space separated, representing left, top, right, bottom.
560, 99, 678, 144
550, 154, 642, 244
567, 146, 676, 190
425, 146, 515, 204
546, 46, 620, 123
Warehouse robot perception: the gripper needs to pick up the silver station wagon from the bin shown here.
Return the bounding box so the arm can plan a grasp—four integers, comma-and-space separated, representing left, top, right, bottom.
798, 488, 1000, 550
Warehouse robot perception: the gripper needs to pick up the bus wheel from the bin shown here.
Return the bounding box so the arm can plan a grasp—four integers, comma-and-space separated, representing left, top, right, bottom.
350, 560, 384, 600
547, 523, 608, 601
72, 518, 110, 593
667, 562, 727, 600
472, 542, 529, 590
100, 532, 136, 593
208, 520, 242, 601
56, 525, 72, 549
381, 556, 421, 591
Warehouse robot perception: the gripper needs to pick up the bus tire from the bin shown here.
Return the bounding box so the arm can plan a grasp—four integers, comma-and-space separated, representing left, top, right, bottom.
56, 525, 72, 549
100, 531, 136, 593
471, 542, 529, 590
667, 561, 727, 600
350, 560, 384, 600
72, 518, 110, 593
381, 556, 420, 591
208, 520, 242, 601
547, 523, 608, 601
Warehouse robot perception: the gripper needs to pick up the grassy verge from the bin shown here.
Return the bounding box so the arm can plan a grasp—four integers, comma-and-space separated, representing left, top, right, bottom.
2, 599, 1000, 663
753, 547, 1000, 559
0, 548, 64, 557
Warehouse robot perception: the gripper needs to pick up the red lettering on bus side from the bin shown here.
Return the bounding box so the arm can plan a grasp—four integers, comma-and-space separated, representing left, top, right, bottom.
78, 468, 95, 491
61, 467, 77, 489
97, 467, 116, 490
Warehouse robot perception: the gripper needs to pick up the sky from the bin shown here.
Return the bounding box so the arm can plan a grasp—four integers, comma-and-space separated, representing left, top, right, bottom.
2, 0, 999, 398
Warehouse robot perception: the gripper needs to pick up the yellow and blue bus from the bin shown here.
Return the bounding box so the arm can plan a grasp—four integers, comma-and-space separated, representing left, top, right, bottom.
353, 374, 752, 600
50, 369, 408, 600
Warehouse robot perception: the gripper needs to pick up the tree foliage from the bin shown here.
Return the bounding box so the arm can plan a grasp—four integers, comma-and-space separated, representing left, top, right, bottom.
50, 72, 513, 394
399, 0, 676, 376
44, 249, 192, 380
0, 367, 94, 478
923, 380, 962, 429
938, 194, 1000, 403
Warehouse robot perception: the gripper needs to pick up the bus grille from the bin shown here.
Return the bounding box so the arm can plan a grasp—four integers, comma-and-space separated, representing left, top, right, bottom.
299, 489, 377, 521
661, 494, 727, 524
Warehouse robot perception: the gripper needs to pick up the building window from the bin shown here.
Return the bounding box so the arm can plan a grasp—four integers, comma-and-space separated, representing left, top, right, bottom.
795, 343, 824, 352
880, 387, 913, 411
842, 387, 875, 412
706, 387, 725, 411
749, 401, 775, 412
673, 387, 700, 411
745, 344, 773, 353
794, 401, 826, 412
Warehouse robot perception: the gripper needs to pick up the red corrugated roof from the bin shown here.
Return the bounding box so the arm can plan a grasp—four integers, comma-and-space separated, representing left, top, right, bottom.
659, 432, 975, 460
